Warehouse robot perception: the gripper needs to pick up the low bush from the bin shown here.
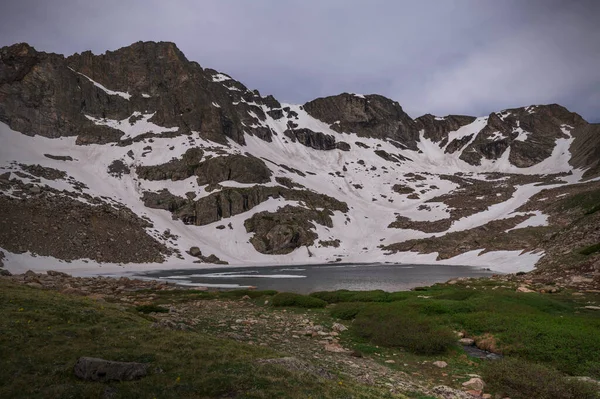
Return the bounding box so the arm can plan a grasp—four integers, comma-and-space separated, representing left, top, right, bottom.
353, 306, 456, 355
482, 358, 600, 399
310, 290, 410, 303
330, 302, 367, 320
220, 289, 278, 299
579, 243, 600, 256
135, 304, 168, 313
271, 293, 327, 308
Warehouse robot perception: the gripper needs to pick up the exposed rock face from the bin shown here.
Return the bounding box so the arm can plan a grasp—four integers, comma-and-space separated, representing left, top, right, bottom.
0, 43, 125, 142
136, 148, 203, 181
459, 105, 587, 167
143, 185, 348, 227
414, 114, 476, 143
0, 193, 169, 263
570, 123, 600, 179
195, 155, 272, 185
303, 93, 420, 150
0, 42, 286, 146
284, 128, 350, 151
245, 205, 335, 254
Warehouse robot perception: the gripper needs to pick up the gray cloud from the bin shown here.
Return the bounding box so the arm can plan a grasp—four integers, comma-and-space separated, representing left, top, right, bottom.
1, 0, 598, 121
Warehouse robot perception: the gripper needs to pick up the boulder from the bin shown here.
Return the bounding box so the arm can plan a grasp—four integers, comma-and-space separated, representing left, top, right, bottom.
189, 246, 202, 257
461, 377, 485, 391
73, 357, 149, 382
433, 361, 448, 368
516, 286, 535, 293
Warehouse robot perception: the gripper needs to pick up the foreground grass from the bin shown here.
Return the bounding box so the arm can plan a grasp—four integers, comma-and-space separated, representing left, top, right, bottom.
0, 280, 393, 399
314, 283, 600, 378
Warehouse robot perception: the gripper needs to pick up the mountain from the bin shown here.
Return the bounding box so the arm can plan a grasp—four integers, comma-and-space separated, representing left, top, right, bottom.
0, 41, 599, 285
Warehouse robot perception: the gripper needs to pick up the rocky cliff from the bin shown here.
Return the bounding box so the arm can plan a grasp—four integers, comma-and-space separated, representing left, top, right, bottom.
0, 41, 598, 280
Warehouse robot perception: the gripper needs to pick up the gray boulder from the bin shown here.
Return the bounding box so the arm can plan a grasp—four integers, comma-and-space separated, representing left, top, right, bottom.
74, 357, 149, 382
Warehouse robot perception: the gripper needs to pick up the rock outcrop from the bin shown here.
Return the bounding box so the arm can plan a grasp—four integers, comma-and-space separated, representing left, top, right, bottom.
245, 205, 335, 254
143, 186, 348, 227
303, 93, 420, 150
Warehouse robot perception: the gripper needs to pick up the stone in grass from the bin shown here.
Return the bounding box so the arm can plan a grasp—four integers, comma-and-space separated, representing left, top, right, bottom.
74, 357, 149, 382
462, 377, 485, 391
433, 360, 448, 368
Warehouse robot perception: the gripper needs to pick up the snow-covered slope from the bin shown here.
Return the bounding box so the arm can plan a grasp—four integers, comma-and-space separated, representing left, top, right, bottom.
0, 41, 598, 276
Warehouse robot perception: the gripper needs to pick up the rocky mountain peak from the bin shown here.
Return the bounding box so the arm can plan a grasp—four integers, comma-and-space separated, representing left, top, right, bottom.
303, 92, 420, 149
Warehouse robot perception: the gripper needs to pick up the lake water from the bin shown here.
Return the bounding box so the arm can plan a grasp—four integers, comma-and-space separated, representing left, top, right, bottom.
138, 263, 496, 293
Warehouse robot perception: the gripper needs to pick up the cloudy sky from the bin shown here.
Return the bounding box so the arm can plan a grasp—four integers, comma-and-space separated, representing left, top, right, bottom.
1, 0, 598, 121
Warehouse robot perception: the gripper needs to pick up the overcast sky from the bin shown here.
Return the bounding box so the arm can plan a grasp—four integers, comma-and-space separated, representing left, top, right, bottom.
1, 0, 598, 121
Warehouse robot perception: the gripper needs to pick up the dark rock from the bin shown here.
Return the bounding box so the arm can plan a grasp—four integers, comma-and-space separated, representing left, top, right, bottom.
20, 164, 66, 180
136, 148, 203, 181
267, 109, 284, 119
195, 155, 271, 185
374, 149, 408, 163
284, 128, 338, 151
274, 176, 304, 189
245, 205, 335, 254
189, 186, 348, 226
303, 93, 420, 150
414, 114, 476, 143
189, 246, 202, 257
392, 184, 414, 194
107, 160, 130, 178
335, 141, 351, 151
47, 270, 70, 277
73, 357, 148, 382
44, 154, 74, 161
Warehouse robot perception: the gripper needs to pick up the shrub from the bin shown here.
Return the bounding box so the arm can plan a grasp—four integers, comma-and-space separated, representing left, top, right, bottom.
330, 303, 366, 320
579, 243, 600, 256
482, 358, 600, 399
310, 290, 411, 303
311, 290, 389, 303
271, 293, 327, 308
220, 289, 278, 299
135, 304, 168, 314
353, 306, 455, 355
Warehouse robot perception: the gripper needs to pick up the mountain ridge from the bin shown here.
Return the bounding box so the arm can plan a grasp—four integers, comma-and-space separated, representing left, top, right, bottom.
0, 41, 599, 286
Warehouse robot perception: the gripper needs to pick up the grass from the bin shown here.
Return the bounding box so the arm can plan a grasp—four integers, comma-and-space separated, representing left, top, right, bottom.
326, 282, 600, 378
353, 306, 456, 355
0, 280, 393, 399
559, 187, 600, 214
271, 292, 327, 308
2, 277, 599, 398
311, 289, 411, 303
482, 358, 599, 399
